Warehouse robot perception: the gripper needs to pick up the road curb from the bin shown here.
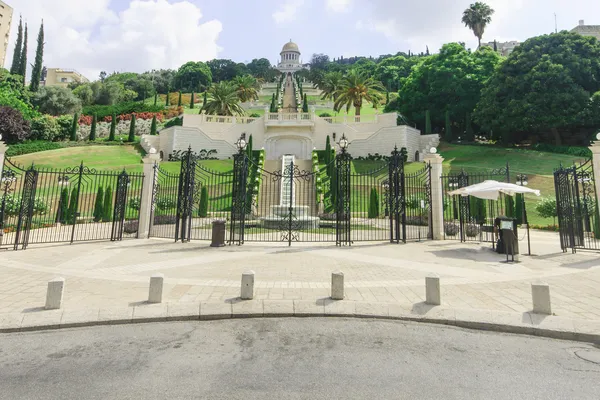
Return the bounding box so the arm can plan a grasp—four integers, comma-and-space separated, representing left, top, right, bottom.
1, 300, 599, 344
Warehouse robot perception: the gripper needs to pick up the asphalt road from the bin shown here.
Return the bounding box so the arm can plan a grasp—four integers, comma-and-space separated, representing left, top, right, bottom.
1, 318, 600, 400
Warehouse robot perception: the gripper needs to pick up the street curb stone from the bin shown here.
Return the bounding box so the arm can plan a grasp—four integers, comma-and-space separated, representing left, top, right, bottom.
1, 300, 599, 344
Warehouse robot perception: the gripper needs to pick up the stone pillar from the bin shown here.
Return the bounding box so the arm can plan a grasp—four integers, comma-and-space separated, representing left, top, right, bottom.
331, 271, 344, 300
531, 283, 551, 315
0, 140, 7, 180
425, 275, 441, 305
241, 270, 255, 300
148, 274, 164, 303
423, 152, 444, 240
45, 278, 65, 310
590, 141, 600, 209
138, 149, 161, 239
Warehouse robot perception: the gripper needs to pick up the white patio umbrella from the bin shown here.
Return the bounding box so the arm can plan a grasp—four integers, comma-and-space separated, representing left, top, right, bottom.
448, 180, 541, 200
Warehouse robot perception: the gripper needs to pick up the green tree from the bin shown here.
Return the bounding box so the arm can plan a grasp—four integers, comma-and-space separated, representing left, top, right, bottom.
198, 186, 209, 217
29, 21, 44, 92
535, 198, 557, 225
201, 91, 207, 111
174, 61, 212, 92
315, 71, 343, 102
165, 90, 170, 106
93, 187, 104, 222
18, 24, 28, 85
72, 84, 94, 106
89, 114, 97, 141
203, 82, 245, 116
32, 86, 82, 116
515, 194, 524, 224
445, 110, 453, 142
474, 32, 600, 145
505, 196, 515, 218
0, 106, 31, 143
70, 113, 78, 141
394, 43, 500, 131
368, 188, 380, 218
325, 135, 331, 165
154, 92, 158, 106
334, 69, 385, 116
462, 2, 495, 48
177, 91, 182, 107
233, 75, 259, 103
108, 113, 116, 141
103, 187, 113, 222
67, 187, 79, 224
270, 93, 276, 112
465, 112, 474, 141
150, 115, 157, 135
302, 93, 308, 112
56, 188, 69, 224
207, 59, 248, 82
190, 91, 194, 109
127, 114, 136, 142
246, 134, 253, 159
425, 110, 432, 134
9, 16, 23, 75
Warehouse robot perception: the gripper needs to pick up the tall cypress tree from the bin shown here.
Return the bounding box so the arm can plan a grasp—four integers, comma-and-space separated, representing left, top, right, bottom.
325, 135, 331, 165
198, 187, 208, 217
270, 93, 276, 112
302, 93, 308, 112
67, 187, 79, 224
177, 91, 182, 107
93, 187, 104, 222
70, 113, 79, 141
150, 115, 157, 135
56, 188, 69, 224
190, 92, 194, 109
10, 16, 23, 75
444, 110, 453, 142
108, 113, 116, 141
89, 114, 97, 141
153, 92, 158, 106
127, 114, 136, 142
165, 91, 170, 106
425, 110, 432, 134
202, 91, 207, 110
18, 24, 28, 84
29, 21, 44, 92
102, 187, 113, 222
465, 112, 474, 141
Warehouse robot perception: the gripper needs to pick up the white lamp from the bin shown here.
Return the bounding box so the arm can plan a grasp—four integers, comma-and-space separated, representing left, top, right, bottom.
430, 147, 437, 154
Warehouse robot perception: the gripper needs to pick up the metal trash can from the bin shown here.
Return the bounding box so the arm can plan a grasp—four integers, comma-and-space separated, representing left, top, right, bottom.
210, 220, 226, 247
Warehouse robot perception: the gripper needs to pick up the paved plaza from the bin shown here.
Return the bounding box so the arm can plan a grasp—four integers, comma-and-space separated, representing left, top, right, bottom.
1, 231, 600, 326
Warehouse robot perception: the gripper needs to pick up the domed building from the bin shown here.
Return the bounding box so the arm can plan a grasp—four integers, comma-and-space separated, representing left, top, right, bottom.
277, 40, 305, 74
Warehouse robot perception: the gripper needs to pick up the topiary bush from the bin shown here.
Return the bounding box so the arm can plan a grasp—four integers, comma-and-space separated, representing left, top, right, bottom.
123, 221, 139, 234
128, 197, 141, 211
535, 197, 557, 225
444, 222, 459, 236
153, 215, 177, 225
465, 223, 480, 238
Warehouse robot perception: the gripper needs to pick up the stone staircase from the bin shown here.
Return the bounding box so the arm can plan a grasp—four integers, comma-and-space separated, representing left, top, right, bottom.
256, 158, 317, 218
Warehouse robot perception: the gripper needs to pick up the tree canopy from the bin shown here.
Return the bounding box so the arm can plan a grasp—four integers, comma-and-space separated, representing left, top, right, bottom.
174, 61, 212, 92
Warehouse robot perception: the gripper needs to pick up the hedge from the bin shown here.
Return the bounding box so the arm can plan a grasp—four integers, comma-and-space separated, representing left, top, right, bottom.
5, 140, 64, 156
529, 143, 592, 158
82, 102, 164, 120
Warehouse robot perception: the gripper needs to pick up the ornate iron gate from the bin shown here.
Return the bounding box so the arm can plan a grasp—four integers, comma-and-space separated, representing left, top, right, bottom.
1, 158, 143, 250
441, 164, 510, 243
554, 160, 600, 252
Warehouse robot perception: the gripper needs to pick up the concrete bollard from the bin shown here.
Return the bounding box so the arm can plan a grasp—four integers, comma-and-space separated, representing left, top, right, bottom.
148, 274, 164, 303
45, 278, 65, 310
425, 276, 441, 305
241, 270, 255, 300
331, 271, 344, 300
531, 283, 551, 315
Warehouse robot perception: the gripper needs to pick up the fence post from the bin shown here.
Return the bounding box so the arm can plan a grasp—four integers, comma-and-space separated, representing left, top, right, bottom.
0, 140, 7, 180
138, 149, 160, 239
590, 138, 600, 211
424, 150, 444, 240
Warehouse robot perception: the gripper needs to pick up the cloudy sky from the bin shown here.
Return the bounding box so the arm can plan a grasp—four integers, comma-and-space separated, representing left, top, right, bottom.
5, 0, 599, 82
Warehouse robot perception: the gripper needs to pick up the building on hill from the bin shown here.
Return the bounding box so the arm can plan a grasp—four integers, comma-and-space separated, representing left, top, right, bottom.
571, 20, 600, 40
42, 68, 89, 87
277, 40, 307, 74
483, 40, 520, 56
0, 1, 13, 68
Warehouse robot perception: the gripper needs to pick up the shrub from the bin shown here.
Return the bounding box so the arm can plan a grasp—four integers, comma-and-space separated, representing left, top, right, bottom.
465, 223, 480, 238
81, 102, 164, 120
1, 195, 48, 216
103, 187, 113, 222
5, 140, 63, 156
444, 222, 459, 236
55, 115, 73, 141
123, 221, 139, 234
529, 143, 592, 158
156, 197, 177, 212
55, 188, 70, 224
30, 114, 60, 141
164, 117, 183, 128
319, 112, 332, 118
249, 113, 261, 118
198, 186, 208, 217
128, 197, 141, 211
32, 86, 82, 116
405, 215, 429, 226
67, 188, 79, 224
0, 106, 31, 143
535, 198, 557, 224
368, 188, 379, 218
93, 187, 104, 222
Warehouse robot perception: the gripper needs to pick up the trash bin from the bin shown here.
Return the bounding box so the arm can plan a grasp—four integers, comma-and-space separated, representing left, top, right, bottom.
495, 216, 519, 260
210, 220, 226, 247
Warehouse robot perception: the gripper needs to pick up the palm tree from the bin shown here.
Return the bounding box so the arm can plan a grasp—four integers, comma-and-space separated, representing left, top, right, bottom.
462, 2, 495, 49
203, 81, 245, 116
316, 71, 343, 102
333, 69, 385, 116
234, 75, 260, 103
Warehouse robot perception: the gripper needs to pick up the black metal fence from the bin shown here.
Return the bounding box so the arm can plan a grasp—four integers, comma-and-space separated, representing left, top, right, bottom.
1, 158, 144, 250
441, 165, 510, 243
554, 159, 600, 252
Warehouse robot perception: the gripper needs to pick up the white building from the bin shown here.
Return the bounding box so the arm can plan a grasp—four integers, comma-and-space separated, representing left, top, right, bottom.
571, 20, 600, 41
484, 40, 520, 56
276, 40, 306, 74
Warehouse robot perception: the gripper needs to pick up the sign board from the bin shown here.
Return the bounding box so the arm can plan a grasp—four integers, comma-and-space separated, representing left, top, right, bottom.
500, 220, 513, 230
420, 200, 425, 209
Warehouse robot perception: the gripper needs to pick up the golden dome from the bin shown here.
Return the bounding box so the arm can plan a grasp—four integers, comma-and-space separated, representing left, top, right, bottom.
281, 40, 300, 53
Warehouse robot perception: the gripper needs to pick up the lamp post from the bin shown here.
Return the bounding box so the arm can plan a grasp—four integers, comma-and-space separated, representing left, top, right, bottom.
516, 174, 528, 186
383, 180, 390, 217
335, 133, 351, 246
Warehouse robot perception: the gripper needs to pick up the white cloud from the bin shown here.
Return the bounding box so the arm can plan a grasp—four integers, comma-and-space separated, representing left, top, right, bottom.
272, 0, 305, 24
6, 0, 223, 81
326, 0, 352, 13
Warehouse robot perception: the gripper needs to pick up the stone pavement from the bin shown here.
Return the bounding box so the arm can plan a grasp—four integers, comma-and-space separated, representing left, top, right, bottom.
1, 231, 600, 338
